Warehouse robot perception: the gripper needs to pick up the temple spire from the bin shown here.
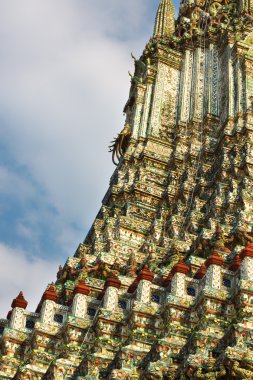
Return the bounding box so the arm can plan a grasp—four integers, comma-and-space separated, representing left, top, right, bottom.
153, 0, 175, 39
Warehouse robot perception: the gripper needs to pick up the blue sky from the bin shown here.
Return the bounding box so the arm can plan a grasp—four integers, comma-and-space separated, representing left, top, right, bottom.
0, 0, 180, 315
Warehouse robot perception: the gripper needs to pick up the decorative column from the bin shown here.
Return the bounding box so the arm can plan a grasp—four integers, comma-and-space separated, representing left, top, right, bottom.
136, 265, 154, 303
148, 63, 169, 136
9, 291, 28, 330
192, 47, 204, 120
207, 44, 219, 117
132, 85, 145, 139
240, 242, 253, 280
179, 49, 193, 122
219, 45, 230, 126
170, 260, 189, 297
205, 250, 224, 289
103, 277, 121, 311
139, 78, 154, 138
40, 284, 58, 324
72, 282, 90, 318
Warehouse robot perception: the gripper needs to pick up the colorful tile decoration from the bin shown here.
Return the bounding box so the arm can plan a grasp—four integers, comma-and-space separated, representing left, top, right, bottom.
3, 0, 253, 378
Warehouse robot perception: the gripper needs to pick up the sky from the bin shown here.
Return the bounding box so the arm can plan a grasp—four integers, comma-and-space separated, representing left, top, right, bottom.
0, 0, 180, 316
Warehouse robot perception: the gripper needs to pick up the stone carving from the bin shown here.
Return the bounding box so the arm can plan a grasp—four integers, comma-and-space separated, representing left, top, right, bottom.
3, 0, 253, 379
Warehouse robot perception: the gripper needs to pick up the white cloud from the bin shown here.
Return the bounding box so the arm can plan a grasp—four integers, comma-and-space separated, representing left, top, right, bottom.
0, 0, 154, 227
0, 1, 160, 312
0, 243, 58, 316
0, 166, 34, 200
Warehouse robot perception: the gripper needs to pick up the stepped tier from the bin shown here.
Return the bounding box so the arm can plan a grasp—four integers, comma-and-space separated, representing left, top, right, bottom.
2, 0, 253, 378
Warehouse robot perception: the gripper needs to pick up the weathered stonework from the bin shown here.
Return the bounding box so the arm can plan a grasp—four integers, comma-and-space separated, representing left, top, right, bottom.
2, 0, 253, 378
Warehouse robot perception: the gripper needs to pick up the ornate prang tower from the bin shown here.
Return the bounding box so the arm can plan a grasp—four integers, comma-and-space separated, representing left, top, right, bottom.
2, 0, 253, 378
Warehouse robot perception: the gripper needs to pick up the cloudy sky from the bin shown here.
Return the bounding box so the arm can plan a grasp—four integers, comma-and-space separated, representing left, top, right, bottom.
0, 0, 180, 315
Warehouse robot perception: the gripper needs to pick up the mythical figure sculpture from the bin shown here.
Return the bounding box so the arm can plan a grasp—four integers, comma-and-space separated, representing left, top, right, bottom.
230, 361, 253, 379
109, 123, 132, 165
126, 249, 137, 276
194, 366, 226, 379
211, 225, 232, 252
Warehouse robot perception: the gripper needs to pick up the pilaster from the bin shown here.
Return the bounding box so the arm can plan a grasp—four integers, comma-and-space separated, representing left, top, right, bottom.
205, 251, 224, 289
170, 260, 189, 297
72, 282, 90, 318
9, 292, 28, 330
103, 277, 121, 311
136, 266, 154, 303
40, 284, 58, 325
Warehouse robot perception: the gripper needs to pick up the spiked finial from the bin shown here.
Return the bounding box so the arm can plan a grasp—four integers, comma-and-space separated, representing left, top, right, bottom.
11, 291, 28, 309
42, 283, 58, 302
154, 0, 175, 39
